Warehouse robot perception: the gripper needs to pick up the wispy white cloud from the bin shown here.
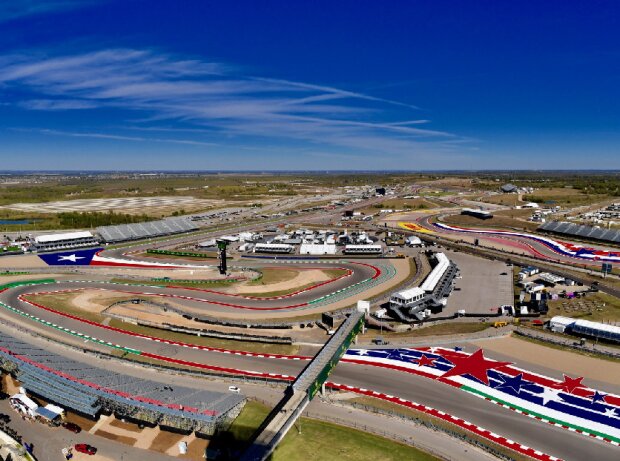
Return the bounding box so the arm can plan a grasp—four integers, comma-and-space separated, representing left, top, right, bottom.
14, 128, 218, 147
0, 48, 473, 159
18, 99, 98, 110
0, 1, 101, 23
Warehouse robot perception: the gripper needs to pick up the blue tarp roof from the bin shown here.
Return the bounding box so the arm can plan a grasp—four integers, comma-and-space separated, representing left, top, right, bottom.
35, 406, 60, 420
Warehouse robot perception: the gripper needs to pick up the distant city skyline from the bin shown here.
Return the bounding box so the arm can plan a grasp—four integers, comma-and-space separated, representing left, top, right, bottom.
1, 1, 619, 170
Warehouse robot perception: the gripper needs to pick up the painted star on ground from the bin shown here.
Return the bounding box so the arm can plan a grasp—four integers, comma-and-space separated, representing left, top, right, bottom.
439, 349, 512, 385
414, 354, 437, 368
494, 373, 531, 394
552, 375, 587, 394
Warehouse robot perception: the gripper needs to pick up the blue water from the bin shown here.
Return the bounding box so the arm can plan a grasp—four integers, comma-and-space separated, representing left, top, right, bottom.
0, 219, 34, 225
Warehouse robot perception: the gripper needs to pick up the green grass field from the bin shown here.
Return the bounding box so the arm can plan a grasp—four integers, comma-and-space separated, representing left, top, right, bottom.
363, 321, 491, 340
224, 401, 440, 461
441, 212, 541, 232
545, 292, 620, 322
110, 277, 236, 289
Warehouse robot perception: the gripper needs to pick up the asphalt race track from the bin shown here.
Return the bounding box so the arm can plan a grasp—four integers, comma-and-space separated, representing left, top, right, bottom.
1, 229, 619, 461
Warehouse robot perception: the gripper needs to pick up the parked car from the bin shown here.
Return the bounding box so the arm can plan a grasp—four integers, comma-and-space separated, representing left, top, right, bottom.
74, 444, 97, 455
228, 386, 241, 394
62, 422, 81, 433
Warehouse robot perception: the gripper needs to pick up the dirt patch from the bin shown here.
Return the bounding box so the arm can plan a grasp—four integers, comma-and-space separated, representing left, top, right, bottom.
2, 375, 20, 395
471, 335, 620, 385
184, 436, 209, 459
94, 429, 137, 445
71, 290, 131, 313
235, 268, 329, 294
108, 418, 143, 433
63, 411, 98, 431
0, 254, 47, 269
148, 429, 185, 453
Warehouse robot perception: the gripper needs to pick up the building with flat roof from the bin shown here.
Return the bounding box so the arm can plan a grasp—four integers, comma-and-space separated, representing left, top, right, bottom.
31, 230, 98, 252
461, 208, 493, 219
389, 252, 458, 322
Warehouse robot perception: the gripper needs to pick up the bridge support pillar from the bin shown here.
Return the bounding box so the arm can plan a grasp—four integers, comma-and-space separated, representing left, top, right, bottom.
321, 382, 325, 396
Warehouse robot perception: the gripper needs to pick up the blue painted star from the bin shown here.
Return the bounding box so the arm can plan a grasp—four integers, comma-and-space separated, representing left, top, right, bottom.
454, 346, 463, 352
591, 391, 607, 404
494, 373, 529, 394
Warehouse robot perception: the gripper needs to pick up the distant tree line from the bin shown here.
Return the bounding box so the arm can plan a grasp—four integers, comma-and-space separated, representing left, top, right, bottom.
58, 211, 153, 228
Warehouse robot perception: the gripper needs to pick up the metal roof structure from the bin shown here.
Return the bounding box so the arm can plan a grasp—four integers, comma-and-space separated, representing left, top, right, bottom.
34, 231, 94, 244
539, 221, 620, 244
0, 331, 244, 433
97, 218, 199, 243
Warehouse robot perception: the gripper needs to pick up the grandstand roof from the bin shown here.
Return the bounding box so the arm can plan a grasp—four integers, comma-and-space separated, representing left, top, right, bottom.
0, 331, 244, 424
420, 252, 450, 292
573, 319, 620, 335
392, 287, 425, 300
97, 218, 198, 243
34, 231, 94, 244
539, 221, 620, 244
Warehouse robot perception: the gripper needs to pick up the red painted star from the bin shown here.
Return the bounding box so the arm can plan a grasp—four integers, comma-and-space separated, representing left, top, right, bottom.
414, 354, 437, 368
552, 375, 586, 394
439, 349, 512, 385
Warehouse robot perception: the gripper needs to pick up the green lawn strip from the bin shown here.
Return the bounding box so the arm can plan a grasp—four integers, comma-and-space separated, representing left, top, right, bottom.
361, 322, 491, 339
346, 396, 532, 461
462, 385, 620, 444
225, 401, 440, 461
275, 418, 438, 461
0, 279, 55, 290
110, 277, 237, 289
143, 250, 218, 260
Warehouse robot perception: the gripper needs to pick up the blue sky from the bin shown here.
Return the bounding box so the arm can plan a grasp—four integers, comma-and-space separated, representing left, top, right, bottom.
0, 0, 618, 170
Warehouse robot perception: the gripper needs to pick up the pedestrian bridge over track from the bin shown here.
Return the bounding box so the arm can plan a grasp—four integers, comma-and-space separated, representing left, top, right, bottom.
240, 302, 368, 461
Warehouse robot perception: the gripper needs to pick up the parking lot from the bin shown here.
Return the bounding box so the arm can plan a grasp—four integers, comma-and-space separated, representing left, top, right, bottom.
443, 249, 514, 315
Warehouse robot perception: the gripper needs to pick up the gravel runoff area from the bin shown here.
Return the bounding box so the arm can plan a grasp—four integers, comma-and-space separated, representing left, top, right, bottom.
471, 335, 620, 388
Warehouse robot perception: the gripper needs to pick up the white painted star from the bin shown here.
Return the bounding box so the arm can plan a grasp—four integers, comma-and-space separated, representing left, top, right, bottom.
351, 349, 369, 356
603, 408, 618, 418
540, 387, 563, 405
58, 254, 85, 262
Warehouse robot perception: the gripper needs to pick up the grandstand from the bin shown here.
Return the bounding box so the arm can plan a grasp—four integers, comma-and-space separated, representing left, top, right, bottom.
0, 332, 244, 434
31, 231, 99, 252
539, 221, 620, 245
97, 218, 199, 243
